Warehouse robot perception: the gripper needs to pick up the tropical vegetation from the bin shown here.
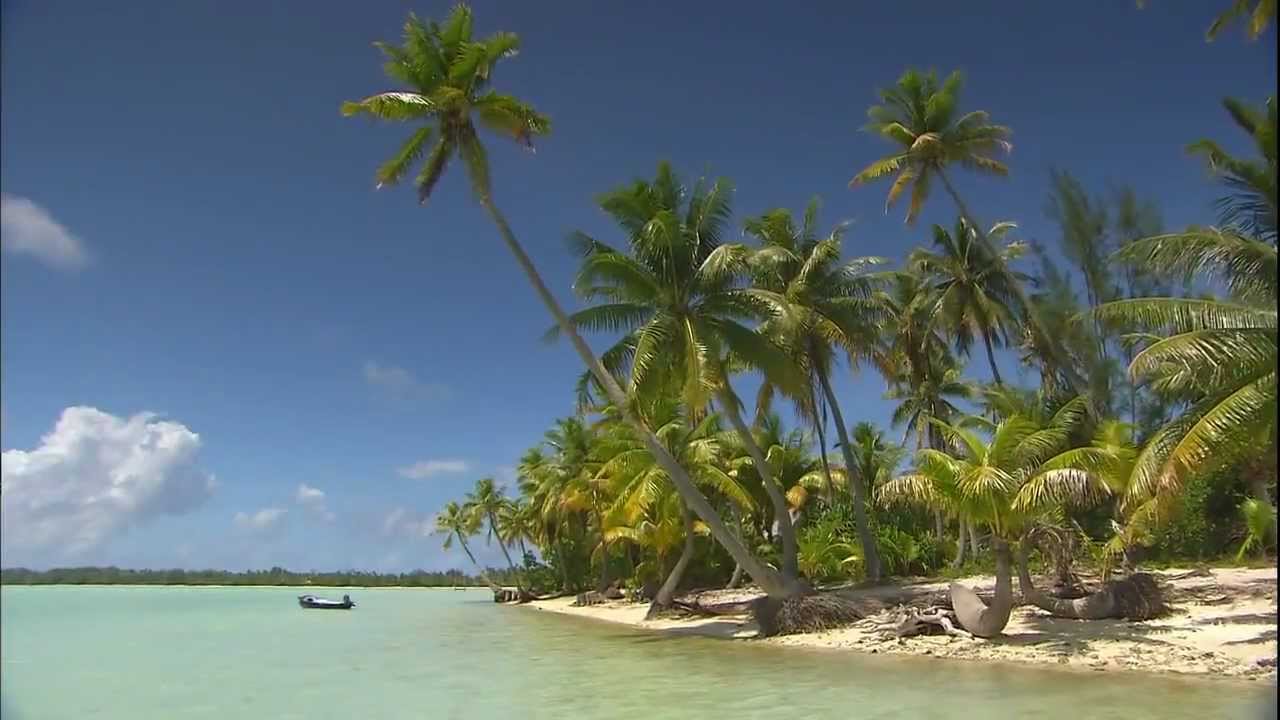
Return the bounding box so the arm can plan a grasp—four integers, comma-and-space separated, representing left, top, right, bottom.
343, 4, 1276, 636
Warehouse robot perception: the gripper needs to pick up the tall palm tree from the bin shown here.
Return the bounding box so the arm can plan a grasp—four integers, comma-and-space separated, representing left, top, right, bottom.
743, 200, 888, 578
556, 162, 805, 582
850, 68, 1011, 226
343, 7, 797, 600
435, 500, 499, 591
910, 218, 1028, 385
878, 398, 1123, 636
465, 477, 524, 592
852, 69, 1089, 397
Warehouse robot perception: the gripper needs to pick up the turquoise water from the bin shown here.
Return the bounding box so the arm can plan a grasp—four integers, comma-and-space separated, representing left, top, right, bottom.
1, 586, 1273, 719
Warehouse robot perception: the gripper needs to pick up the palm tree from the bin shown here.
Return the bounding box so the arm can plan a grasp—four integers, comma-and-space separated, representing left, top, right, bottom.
910, 218, 1027, 386
743, 200, 889, 578
435, 501, 499, 591
1186, 97, 1276, 242
557, 162, 805, 583
465, 477, 524, 592
598, 401, 753, 614
852, 69, 1089, 397
850, 68, 1011, 226
1096, 230, 1276, 538
343, 7, 797, 600
1097, 98, 1276, 550
878, 398, 1122, 636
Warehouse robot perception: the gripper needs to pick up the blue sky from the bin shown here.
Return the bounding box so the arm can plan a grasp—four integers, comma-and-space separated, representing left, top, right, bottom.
1, 1, 1274, 572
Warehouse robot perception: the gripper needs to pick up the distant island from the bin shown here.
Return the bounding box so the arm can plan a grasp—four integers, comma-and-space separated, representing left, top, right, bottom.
0, 566, 520, 587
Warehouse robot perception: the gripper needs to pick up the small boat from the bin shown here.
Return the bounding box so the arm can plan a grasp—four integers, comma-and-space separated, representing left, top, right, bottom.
298, 593, 355, 610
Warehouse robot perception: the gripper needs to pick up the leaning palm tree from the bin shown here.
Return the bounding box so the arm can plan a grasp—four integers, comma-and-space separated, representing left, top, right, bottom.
465, 477, 525, 592
598, 400, 754, 615
343, 7, 798, 601
435, 500, 499, 591
555, 162, 805, 583
850, 68, 1011, 226
743, 200, 889, 578
910, 218, 1028, 385
878, 398, 1122, 636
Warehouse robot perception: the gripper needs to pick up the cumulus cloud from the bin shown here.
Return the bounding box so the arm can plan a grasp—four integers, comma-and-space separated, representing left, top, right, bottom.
233, 508, 287, 531
1, 407, 217, 566
396, 459, 468, 480
362, 360, 448, 401
381, 507, 437, 539
295, 483, 334, 522
1, 193, 89, 270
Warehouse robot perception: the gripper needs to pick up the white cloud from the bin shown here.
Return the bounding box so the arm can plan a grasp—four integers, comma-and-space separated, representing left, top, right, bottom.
233, 507, 287, 531
1, 193, 89, 270
295, 483, 334, 522
0, 407, 216, 566
362, 360, 448, 401
396, 459, 469, 480
381, 507, 437, 539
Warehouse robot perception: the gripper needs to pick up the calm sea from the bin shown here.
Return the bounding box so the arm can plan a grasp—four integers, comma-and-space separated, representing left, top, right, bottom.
0, 586, 1273, 719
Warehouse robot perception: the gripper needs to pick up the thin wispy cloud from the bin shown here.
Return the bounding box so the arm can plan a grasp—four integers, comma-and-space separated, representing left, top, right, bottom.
295, 483, 335, 522
396, 459, 468, 480
1, 193, 89, 270
233, 508, 287, 531
362, 360, 449, 402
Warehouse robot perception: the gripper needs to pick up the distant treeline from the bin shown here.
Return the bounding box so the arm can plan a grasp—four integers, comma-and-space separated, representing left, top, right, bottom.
0, 566, 522, 587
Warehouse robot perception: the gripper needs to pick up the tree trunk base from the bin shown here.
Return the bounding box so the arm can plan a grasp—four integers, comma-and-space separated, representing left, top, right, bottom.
753, 592, 865, 637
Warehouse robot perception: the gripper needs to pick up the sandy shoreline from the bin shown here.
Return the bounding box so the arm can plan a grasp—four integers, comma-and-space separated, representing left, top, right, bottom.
523, 566, 1278, 682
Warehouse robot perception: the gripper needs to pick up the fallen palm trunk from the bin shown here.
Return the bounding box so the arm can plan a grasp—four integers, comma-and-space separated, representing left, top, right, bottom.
1016, 541, 1166, 620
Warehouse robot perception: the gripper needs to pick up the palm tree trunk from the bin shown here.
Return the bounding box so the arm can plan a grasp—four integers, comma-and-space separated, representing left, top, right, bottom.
555, 535, 572, 592
715, 385, 800, 581
813, 363, 883, 581
809, 380, 836, 503
981, 329, 1004, 387
477, 196, 801, 599
969, 523, 982, 559
952, 519, 968, 568
648, 504, 697, 618
456, 532, 501, 592
595, 507, 612, 593
487, 511, 525, 593
727, 504, 746, 589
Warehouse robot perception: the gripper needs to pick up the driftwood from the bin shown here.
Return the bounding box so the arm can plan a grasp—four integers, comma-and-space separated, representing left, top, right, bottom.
874, 605, 972, 639
492, 588, 523, 603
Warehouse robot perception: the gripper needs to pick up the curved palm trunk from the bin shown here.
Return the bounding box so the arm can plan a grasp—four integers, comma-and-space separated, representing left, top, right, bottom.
813, 364, 883, 581
969, 523, 982, 559
487, 511, 524, 593
715, 386, 800, 581
478, 196, 802, 600
648, 504, 697, 619
1016, 539, 1119, 619
555, 534, 572, 592
455, 531, 501, 592
950, 537, 1014, 638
